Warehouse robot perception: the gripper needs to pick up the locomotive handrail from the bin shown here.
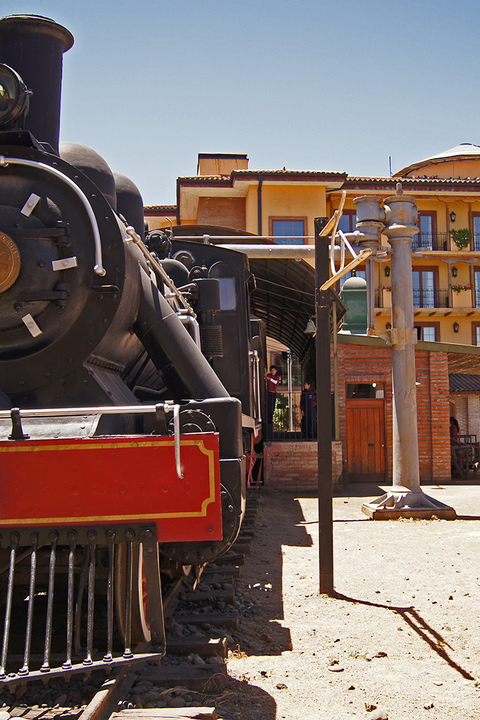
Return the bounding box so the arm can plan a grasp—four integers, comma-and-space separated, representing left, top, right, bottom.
0, 155, 106, 276
125, 226, 195, 317
0, 404, 185, 479
0, 404, 171, 418
168, 401, 184, 480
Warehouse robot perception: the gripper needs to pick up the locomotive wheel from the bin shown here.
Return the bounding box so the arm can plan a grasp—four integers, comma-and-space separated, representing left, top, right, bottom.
114, 542, 151, 644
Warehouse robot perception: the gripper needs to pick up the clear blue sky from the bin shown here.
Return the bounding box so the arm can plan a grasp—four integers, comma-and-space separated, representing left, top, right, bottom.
2, 0, 479, 205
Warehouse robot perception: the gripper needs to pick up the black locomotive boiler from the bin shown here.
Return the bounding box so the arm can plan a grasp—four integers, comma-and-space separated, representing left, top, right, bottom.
0, 14, 262, 684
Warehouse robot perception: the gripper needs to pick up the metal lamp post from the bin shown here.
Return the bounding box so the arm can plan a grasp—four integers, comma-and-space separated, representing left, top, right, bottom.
349, 185, 455, 519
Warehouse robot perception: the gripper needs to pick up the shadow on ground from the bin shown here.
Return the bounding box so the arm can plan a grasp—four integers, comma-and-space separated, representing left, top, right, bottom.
213, 676, 277, 720
235, 491, 311, 657
335, 591, 477, 682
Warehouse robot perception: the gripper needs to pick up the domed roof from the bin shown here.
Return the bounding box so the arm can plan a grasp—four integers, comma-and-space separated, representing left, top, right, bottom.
342, 276, 367, 290
395, 143, 480, 177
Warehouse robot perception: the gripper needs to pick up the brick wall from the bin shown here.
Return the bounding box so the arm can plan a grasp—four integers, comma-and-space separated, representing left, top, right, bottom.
467, 395, 480, 439
335, 342, 451, 484
263, 342, 452, 487
453, 396, 468, 434
263, 440, 343, 492
428, 352, 451, 483
197, 197, 245, 230
452, 394, 480, 439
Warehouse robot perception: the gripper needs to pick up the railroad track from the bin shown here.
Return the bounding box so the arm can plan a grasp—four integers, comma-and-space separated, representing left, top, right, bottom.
0, 491, 260, 720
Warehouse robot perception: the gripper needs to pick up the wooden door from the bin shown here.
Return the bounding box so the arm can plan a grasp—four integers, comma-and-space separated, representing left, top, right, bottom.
346, 398, 386, 482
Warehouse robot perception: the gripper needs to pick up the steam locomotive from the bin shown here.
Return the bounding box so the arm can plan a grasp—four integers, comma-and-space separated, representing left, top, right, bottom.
0, 14, 262, 683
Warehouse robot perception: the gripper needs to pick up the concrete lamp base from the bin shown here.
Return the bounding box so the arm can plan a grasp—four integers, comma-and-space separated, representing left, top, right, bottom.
362, 490, 456, 520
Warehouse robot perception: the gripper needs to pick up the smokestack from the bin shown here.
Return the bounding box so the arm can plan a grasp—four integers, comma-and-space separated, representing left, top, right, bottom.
0, 14, 73, 153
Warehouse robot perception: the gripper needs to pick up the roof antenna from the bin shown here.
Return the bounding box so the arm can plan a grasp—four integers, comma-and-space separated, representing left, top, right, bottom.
388, 156, 393, 177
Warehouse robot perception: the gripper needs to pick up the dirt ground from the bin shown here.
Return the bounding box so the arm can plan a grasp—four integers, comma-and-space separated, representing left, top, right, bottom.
213, 483, 480, 720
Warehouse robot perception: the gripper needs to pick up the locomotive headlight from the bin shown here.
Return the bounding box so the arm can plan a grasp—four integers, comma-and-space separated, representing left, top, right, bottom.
0, 64, 31, 128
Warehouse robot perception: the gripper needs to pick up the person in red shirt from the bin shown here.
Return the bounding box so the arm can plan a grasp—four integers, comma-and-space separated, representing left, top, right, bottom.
265, 365, 280, 426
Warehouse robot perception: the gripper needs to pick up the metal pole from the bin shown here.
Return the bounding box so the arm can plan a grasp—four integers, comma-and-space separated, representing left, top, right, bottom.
332, 302, 339, 441
315, 217, 334, 596
287, 350, 293, 432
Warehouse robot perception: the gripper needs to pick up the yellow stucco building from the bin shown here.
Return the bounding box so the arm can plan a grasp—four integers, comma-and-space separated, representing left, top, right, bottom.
145, 144, 480, 348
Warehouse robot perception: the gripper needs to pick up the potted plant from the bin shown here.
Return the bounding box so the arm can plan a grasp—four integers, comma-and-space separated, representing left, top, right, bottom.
450, 228, 472, 250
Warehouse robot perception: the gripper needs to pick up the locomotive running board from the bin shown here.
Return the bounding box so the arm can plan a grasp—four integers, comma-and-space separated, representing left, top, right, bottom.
0, 524, 166, 687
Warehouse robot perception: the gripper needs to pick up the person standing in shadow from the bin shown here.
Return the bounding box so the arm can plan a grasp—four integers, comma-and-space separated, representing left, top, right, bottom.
266, 365, 280, 434
301, 380, 317, 439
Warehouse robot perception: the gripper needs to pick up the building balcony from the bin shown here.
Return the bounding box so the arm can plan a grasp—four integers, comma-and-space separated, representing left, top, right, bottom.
375, 288, 450, 309
412, 232, 448, 251
412, 232, 480, 252
413, 288, 450, 308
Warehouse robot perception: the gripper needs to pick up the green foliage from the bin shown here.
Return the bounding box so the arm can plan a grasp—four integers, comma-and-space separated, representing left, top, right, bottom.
451, 283, 472, 294
273, 394, 289, 431
273, 394, 300, 432
450, 228, 472, 249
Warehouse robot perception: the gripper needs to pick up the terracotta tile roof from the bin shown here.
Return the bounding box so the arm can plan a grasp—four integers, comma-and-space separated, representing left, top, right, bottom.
232, 169, 347, 177
178, 176, 231, 182
345, 175, 480, 185
178, 169, 347, 183
177, 172, 480, 188
449, 373, 480, 393
144, 205, 177, 212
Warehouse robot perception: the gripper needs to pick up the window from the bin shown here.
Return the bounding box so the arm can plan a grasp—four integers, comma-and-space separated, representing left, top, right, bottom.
475, 269, 480, 308
472, 322, 480, 345
413, 212, 436, 250
415, 323, 439, 342
217, 278, 236, 310
338, 211, 357, 233
473, 214, 480, 251
270, 218, 306, 245
413, 268, 437, 308
347, 383, 384, 399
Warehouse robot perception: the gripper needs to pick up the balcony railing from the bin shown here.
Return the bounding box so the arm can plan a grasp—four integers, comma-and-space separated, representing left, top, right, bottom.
375, 287, 450, 309
412, 232, 448, 251
413, 288, 449, 308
